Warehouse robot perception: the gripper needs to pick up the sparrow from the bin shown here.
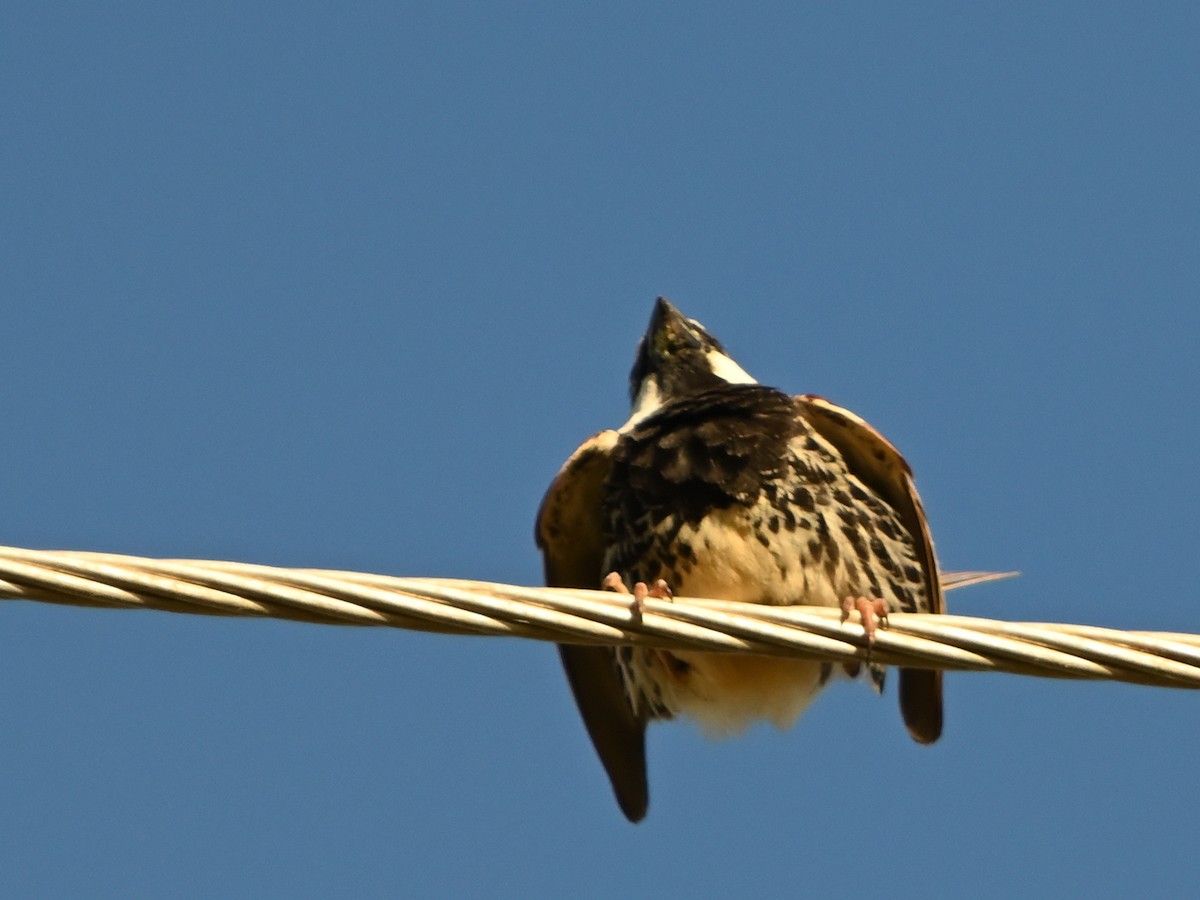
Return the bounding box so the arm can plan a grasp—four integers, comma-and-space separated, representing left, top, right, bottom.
536, 297, 1003, 822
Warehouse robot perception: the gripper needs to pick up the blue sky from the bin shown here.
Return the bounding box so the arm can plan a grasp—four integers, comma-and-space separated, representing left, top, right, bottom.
3, 2, 1198, 897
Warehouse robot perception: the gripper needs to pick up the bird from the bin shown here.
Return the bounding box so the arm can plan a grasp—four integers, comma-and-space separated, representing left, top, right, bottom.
536, 297, 1005, 822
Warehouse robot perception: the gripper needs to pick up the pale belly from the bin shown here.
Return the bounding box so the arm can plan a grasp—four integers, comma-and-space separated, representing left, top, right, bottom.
642, 648, 828, 737
614, 506, 851, 737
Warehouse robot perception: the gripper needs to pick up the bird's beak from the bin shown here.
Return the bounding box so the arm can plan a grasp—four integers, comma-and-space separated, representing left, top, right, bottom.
647, 297, 701, 350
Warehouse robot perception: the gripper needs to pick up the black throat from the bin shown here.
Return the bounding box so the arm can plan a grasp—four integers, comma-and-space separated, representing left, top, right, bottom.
607, 384, 797, 527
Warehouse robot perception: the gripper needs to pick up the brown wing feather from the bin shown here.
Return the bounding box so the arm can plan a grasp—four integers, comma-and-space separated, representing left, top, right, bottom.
795, 395, 944, 744
535, 430, 649, 822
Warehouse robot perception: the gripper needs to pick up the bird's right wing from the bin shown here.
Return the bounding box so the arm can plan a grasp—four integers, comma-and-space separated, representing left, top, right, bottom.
535, 429, 650, 823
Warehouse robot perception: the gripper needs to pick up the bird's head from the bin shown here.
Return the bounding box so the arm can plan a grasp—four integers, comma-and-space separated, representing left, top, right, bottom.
624, 297, 757, 427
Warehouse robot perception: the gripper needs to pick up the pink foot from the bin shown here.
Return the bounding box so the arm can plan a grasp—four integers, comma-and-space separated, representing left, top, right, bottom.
602, 572, 673, 622
840, 595, 890, 644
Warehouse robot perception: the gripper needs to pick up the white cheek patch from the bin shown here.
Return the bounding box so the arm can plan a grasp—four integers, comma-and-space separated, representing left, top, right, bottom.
706, 350, 757, 385
619, 378, 663, 432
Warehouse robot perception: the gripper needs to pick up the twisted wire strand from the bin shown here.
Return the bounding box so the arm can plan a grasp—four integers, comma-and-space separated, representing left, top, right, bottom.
1, 545, 1197, 690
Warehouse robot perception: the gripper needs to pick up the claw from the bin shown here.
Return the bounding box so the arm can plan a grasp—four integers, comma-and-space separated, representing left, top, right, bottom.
840, 595, 890, 644
646, 579, 673, 601
602, 572, 674, 623
602, 571, 629, 594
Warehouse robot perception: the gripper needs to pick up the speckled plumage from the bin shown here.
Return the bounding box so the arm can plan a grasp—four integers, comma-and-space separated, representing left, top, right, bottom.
536, 297, 961, 823
603, 383, 929, 733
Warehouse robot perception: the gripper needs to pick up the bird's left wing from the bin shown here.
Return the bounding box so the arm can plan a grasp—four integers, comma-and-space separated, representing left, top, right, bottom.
795, 394, 944, 744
